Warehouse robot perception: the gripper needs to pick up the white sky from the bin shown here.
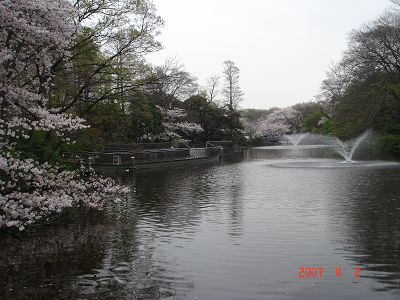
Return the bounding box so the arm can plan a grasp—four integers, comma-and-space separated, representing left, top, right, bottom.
148, 0, 392, 109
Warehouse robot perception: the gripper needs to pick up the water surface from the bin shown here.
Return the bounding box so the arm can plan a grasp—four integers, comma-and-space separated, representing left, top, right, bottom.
1, 148, 400, 299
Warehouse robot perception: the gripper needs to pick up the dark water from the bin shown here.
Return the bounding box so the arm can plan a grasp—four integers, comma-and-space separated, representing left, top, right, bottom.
1, 147, 400, 299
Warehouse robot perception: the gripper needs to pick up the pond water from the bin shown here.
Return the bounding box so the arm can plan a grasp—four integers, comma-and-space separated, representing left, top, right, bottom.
1, 147, 400, 299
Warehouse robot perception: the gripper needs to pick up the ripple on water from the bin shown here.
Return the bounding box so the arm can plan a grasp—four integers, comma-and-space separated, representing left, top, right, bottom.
265, 159, 400, 169
2, 156, 400, 299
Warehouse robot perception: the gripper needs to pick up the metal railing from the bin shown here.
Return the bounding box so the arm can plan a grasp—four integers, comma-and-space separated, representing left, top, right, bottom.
190, 147, 221, 158
190, 148, 208, 158
63, 146, 222, 167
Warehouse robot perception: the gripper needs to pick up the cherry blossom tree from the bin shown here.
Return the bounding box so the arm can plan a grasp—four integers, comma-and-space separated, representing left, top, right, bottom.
150, 106, 203, 141
242, 118, 263, 139
259, 114, 291, 136
0, 0, 128, 231
258, 107, 303, 136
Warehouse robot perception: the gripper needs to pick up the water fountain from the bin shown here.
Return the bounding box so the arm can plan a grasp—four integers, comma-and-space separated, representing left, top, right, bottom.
332, 130, 371, 162
255, 129, 400, 169
284, 133, 308, 146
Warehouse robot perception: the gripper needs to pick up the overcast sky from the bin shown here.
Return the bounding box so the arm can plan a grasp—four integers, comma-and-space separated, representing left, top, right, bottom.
148, 0, 392, 109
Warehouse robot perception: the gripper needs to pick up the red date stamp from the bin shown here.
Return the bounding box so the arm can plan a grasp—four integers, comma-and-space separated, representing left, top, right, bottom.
298, 267, 324, 279
297, 266, 362, 279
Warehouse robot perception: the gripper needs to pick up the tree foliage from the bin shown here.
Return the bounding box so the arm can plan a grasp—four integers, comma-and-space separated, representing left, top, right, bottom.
0, 1, 248, 231
313, 3, 400, 153
0, 0, 129, 231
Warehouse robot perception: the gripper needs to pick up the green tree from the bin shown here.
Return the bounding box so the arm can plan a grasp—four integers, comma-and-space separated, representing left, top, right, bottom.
129, 93, 163, 142
184, 95, 244, 144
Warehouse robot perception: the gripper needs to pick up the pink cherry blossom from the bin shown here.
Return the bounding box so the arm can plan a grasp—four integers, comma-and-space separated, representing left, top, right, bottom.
149, 106, 203, 140
0, 0, 129, 231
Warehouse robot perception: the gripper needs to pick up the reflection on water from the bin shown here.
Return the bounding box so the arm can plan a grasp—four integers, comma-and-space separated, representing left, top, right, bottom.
1, 148, 400, 299
325, 168, 400, 291
247, 145, 337, 160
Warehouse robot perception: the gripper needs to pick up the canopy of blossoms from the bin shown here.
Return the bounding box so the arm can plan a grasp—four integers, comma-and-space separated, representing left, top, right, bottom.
259, 107, 302, 136
149, 106, 203, 141
0, 0, 128, 231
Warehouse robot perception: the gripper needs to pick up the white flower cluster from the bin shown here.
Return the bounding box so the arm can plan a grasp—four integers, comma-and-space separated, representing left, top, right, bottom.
151, 106, 203, 140
242, 118, 264, 138
0, 110, 88, 141
0, 153, 129, 231
258, 107, 302, 136
0, 1, 85, 142
0, 1, 129, 230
